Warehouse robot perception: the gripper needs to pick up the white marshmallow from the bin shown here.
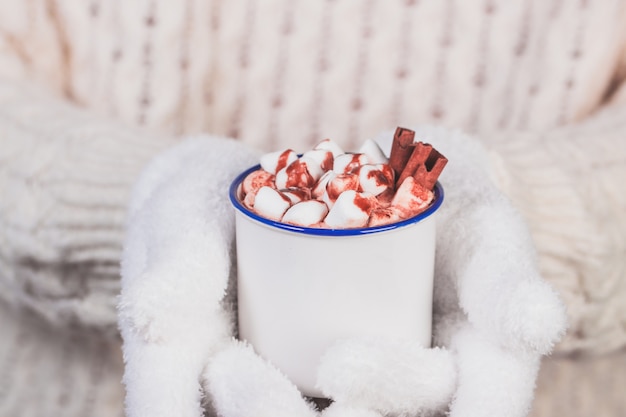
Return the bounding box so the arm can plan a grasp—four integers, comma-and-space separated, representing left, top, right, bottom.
324, 190, 376, 229
302, 149, 334, 172
358, 164, 393, 196
275, 167, 289, 189
368, 207, 403, 227
358, 139, 388, 164
312, 171, 337, 199
242, 170, 274, 194
253, 186, 292, 221
391, 177, 434, 218
242, 188, 257, 209
281, 200, 329, 227
321, 173, 360, 208
275, 160, 317, 189
299, 156, 324, 182
260, 149, 298, 175
280, 187, 311, 204
313, 138, 344, 157
333, 153, 370, 174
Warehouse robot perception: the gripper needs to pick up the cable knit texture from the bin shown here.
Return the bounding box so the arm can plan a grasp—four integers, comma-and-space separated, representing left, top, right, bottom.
484, 99, 626, 354
0, 302, 125, 417
0, 81, 176, 329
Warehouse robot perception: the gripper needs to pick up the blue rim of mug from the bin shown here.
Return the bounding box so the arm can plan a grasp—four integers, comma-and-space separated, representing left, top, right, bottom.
229, 164, 444, 236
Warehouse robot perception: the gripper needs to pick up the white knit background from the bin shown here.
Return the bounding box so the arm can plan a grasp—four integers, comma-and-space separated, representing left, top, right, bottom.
1, 0, 626, 415
2, 0, 625, 353
2, 0, 626, 145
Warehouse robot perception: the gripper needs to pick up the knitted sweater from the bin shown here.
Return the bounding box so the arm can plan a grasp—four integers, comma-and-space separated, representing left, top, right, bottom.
2, 0, 625, 354
0, 2, 626, 415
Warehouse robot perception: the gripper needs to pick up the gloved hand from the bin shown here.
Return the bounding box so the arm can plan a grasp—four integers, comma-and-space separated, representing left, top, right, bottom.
118, 127, 567, 417
310, 126, 568, 417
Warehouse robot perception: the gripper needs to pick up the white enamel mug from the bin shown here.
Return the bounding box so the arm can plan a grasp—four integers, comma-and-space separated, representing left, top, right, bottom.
229, 165, 444, 398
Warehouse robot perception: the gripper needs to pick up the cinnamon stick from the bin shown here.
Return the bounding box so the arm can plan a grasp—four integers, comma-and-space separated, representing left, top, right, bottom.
413, 146, 448, 190
388, 127, 416, 178
396, 142, 432, 186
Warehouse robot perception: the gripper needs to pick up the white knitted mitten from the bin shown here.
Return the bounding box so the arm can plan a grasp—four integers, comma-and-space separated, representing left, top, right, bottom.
117, 136, 262, 416
118, 128, 566, 417
312, 127, 568, 417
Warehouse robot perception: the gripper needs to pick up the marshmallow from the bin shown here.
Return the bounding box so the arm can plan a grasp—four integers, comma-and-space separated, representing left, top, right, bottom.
299, 156, 324, 182
281, 200, 329, 227
281, 187, 311, 204
390, 177, 434, 218
333, 153, 370, 174
253, 186, 292, 221
376, 187, 396, 207
314, 138, 344, 157
358, 139, 388, 164
357, 164, 394, 196
322, 173, 360, 207
275, 159, 318, 189
368, 207, 403, 227
242, 187, 258, 209
302, 149, 334, 172
242, 170, 275, 194
312, 170, 337, 199
324, 190, 376, 229
260, 149, 298, 175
